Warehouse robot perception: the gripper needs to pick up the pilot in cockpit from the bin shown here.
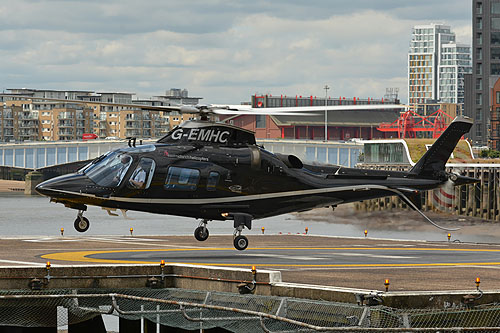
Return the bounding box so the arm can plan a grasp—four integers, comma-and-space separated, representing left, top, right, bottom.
114, 155, 131, 185
129, 160, 147, 189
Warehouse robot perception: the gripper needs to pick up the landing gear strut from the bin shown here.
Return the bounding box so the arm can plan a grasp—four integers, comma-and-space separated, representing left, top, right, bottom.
232, 213, 252, 251
74, 210, 90, 232
194, 219, 210, 241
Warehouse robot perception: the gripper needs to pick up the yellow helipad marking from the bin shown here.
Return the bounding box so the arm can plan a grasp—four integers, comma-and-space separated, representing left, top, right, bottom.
41, 247, 500, 267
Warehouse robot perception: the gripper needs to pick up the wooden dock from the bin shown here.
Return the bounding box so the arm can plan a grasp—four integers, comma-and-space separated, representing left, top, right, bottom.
356, 164, 500, 221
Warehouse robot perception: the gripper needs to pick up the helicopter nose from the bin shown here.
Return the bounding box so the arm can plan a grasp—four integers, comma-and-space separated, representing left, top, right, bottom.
35, 173, 88, 197
35, 176, 64, 197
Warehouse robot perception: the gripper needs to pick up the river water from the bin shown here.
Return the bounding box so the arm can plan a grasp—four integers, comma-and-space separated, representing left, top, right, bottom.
1, 192, 499, 244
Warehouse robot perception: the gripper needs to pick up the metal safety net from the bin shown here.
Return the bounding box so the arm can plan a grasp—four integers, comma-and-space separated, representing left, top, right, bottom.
0, 288, 499, 332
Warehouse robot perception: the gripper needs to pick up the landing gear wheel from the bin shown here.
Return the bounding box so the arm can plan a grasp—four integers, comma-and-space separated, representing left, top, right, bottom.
194, 226, 209, 241
74, 216, 90, 233
233, 235, 249, 251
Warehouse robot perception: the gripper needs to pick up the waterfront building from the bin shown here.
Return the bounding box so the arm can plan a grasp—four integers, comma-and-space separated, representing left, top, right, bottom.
221, 94, 401, 140
439, 43, 472, 105
0, 88, 201, 141
408, 24, 471, 107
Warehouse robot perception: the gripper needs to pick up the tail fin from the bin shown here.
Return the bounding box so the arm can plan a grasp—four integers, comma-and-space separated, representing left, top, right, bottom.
410, 116, 473, 177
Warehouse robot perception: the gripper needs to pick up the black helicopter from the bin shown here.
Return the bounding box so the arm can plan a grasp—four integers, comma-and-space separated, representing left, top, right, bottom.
33, 101, 478, 250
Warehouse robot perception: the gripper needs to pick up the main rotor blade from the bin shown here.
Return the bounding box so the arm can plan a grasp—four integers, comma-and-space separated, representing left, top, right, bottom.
212, 104, 407, 113
212, 109, 318, 116
2, 95, 406, 115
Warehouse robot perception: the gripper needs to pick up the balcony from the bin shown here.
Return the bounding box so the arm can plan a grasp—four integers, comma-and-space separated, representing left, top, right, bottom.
125, 130, 140, 137
57, 113, 75, 119
19, 129, 38, 136
18, 112, 38, 120
58, 130, 74, 135
125, 122, 141, 129
125, 114, 141, 121
18, 121, 39, 128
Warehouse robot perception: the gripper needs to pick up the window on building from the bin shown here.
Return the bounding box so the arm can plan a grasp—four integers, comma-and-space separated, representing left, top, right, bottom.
497, 91, 500, 104
493, 18, 500, 30
255, 115, 266, 128
476, 93, 483, 105
492, 2, 500, 14
492, 63, 500, 75
477, 17, 483, 30
476, 110, 482, 121
493, 48, 500, 60
477, 1, 483, 14
492, 32, 500, 45
477, 48, 483, 60
477, 63, 483, 75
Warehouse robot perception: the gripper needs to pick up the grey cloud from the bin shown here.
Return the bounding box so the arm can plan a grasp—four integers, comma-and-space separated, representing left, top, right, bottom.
0, 0, 472, 104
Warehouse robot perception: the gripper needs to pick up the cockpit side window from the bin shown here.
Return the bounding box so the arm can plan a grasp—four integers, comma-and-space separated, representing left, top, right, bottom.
164, 167, 200, 191
85, 152, 133, 187
207, 171, 219, 191
127, 158, 156, 190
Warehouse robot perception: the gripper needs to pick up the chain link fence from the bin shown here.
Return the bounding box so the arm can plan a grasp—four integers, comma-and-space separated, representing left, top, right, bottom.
0, 288, 499, 332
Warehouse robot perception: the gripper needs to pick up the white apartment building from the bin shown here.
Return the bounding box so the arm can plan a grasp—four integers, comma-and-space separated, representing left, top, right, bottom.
408, 23, 471, 106
439, 43, 472, 105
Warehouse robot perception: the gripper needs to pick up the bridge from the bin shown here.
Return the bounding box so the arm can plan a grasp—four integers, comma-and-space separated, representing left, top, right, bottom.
0, 139, 363, 171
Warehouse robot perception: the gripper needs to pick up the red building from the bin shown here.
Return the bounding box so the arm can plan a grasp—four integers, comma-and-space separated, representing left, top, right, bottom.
222, 95, 401, 140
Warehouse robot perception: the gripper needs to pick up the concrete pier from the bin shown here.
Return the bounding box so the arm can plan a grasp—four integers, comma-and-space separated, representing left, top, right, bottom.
24, 171, 43, 195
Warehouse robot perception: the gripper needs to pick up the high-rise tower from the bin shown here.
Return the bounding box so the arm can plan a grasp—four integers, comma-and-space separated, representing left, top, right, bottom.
408, 24, 471, 107
471, 0, 500, 147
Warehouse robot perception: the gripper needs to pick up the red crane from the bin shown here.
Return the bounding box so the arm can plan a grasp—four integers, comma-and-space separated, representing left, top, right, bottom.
377, 108, 453, 139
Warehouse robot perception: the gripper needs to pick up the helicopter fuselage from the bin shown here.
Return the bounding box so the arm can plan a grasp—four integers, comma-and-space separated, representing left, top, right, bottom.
35, 118, 478, 250
36, 141, 442, 221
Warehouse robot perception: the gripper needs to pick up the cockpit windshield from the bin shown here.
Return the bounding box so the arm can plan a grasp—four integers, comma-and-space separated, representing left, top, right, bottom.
84, 150, 133, 187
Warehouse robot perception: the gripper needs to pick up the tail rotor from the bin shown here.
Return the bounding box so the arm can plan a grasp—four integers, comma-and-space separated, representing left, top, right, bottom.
432, 174, 458, 211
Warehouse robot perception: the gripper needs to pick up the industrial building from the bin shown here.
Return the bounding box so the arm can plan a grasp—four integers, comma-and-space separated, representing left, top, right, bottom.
222, 94, 402, 140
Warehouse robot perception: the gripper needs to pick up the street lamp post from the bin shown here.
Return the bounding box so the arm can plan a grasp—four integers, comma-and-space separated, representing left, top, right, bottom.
324, 85, 330, 142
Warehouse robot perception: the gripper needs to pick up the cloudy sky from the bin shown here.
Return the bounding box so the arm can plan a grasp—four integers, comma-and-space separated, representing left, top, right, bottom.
0, 0, 472, 104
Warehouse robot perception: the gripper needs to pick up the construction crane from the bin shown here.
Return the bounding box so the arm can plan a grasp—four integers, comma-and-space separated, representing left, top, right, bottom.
377, 108, 454, 139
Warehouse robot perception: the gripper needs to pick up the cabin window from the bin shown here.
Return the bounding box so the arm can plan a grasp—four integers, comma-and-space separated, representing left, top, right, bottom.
165, 167, 200, 191
127, 158, 156, 190
207, 171, 220, 191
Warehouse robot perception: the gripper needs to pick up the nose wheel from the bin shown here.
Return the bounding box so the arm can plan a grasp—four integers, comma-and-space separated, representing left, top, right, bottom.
194, 219, 210, 241
74, 211, 90, 233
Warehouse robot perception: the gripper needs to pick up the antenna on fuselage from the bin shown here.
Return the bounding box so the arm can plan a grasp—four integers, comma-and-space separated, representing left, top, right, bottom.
127, 137, 136, 147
